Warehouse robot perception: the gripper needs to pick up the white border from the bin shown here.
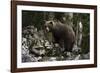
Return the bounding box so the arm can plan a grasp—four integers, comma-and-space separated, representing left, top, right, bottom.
17, 5, 94, 68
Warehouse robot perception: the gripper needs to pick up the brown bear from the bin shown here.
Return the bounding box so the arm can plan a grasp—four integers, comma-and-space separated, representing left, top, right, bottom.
44, 20, 75, 53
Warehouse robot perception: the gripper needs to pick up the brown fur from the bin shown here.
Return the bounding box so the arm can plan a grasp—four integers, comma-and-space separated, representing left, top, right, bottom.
45, 20, 75, 52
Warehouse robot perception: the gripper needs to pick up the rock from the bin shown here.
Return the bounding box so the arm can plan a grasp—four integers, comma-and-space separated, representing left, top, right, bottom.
74, 54, 81, 60
81, 53, 90, 59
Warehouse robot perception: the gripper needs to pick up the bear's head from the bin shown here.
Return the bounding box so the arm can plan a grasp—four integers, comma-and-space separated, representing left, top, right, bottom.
44, 21, 55, 32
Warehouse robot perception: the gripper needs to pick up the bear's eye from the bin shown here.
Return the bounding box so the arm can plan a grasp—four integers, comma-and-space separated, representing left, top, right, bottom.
49, 21, 53, 24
